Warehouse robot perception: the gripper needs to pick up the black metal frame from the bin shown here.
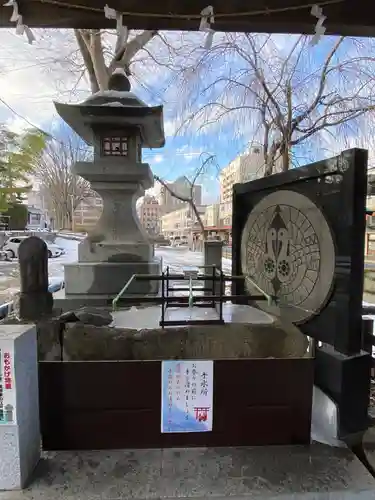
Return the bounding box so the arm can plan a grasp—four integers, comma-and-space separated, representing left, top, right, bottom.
112, 268, 267, 327
159, 265, 225, 326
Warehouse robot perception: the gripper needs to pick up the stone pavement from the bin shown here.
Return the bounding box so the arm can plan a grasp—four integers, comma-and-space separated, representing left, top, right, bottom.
1, 444, 375, 499
362, 425, 375, 474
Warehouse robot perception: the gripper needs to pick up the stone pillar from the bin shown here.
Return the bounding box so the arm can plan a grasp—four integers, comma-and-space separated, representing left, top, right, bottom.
0, 325, 40, 490
64, 159, 160, 300
17, 237, 53, 321
204, 240, 223, 297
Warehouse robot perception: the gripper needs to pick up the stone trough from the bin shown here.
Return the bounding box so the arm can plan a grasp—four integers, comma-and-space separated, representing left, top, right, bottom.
36, 303, 310, 362
25, 303, 314, 451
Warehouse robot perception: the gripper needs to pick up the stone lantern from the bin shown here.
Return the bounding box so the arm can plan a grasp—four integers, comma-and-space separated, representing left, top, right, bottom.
54, 69, 164, 301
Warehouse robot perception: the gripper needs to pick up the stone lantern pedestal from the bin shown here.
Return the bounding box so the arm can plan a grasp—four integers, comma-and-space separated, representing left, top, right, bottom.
64, 160, 160, 299
54, 69, 164, 303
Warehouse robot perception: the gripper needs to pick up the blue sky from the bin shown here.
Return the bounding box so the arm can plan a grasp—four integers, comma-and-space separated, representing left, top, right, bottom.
0, 29, 373, 203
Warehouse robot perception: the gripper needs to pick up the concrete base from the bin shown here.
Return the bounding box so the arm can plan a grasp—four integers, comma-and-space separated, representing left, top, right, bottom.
64, 258, 161, 297
1, 444, 375, 499
0, 325, 40, 490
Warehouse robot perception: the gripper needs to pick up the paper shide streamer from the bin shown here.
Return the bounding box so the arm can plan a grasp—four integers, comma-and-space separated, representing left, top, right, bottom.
199, 5, 215, 50
310, 4, 326, 46
3, 0, 35, 44
104, 4, 129, 43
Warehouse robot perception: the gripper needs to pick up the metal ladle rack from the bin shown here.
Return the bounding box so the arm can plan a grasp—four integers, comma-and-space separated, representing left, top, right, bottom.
112, 265, 271, 327
160, 265, 224, 327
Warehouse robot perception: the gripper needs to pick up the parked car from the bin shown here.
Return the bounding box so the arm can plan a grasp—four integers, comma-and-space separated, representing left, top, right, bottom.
2, 236, 64, 259
0, 250, 11, 261
157, 239, 171, 246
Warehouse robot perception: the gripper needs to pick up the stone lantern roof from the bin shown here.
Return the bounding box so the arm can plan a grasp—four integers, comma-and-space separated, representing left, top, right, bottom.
54, 69, 165, 149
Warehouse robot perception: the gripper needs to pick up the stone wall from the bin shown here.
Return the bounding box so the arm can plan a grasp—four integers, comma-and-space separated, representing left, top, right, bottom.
33, 318, 308, 361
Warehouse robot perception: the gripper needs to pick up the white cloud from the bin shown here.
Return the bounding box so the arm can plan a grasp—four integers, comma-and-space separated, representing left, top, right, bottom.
164, 119, 179, 137
0, 29, 89, 130
153, 154, 164, 163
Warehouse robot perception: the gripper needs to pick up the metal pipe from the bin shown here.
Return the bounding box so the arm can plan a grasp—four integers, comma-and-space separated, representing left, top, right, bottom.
243, 275, 274, 304
161, 270, 165, 325
131, 273, 247, 281
188, 276, 194, 308
219, 269, 223, 321
112, 274, 137, 311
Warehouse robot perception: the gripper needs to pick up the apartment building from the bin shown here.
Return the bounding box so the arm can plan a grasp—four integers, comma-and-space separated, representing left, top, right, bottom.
204, 203, 220, 228
157, 176, 202, 214
218, 146, 281, 225
219, 201, 233, 227
160, 205, 206, 241
219, 146, 266, 203
137, 195, 161, 235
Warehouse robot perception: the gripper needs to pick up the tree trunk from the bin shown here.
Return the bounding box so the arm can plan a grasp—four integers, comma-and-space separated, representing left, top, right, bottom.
281, 145, 289, 172
74, 30, 100, 93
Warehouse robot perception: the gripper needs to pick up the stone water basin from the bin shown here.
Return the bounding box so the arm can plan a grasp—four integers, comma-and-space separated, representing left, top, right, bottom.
48, 303, 311, 362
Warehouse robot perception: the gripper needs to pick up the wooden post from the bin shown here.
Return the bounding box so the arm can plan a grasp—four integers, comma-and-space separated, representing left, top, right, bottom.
17, 236, 53, 321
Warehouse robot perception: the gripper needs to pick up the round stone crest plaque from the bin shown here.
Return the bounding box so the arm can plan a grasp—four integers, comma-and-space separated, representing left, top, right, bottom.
240, 190, 335, 324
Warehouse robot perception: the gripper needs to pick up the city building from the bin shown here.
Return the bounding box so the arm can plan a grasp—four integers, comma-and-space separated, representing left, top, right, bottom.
204, 203, 220, 228
27, 206, 48, 230
219, 201, 233, 227
137, 195, 161, 236
160, 204, 206, 243
218, 146, 284, 229
157, 176, 202, 214
73, 194, 103, 232
26, 188, 51, 229
219, 146, 266, 204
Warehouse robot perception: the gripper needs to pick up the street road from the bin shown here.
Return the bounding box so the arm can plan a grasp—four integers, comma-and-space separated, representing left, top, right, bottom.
0, 237, 373, 303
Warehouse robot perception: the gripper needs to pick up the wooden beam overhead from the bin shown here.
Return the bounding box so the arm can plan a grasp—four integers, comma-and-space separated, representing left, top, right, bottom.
0, 0, 373, 36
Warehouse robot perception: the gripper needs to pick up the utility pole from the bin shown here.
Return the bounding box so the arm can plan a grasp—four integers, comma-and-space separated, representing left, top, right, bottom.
70, 194, 75, 233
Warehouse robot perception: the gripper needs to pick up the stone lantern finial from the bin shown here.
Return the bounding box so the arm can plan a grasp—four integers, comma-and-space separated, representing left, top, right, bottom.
108, 68, 131, 92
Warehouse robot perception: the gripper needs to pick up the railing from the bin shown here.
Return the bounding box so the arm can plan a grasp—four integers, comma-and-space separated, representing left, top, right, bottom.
160, 265, 225, 326
112, 268, 270, 327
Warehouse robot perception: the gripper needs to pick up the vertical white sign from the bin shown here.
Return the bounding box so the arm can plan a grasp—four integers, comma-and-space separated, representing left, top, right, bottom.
161, 360, 213, 433
0, 342, 16, 424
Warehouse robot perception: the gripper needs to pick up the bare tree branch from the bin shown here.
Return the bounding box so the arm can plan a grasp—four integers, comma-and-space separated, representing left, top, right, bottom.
34, 128, 94, 230
154, 154, 218, 239
174, 34, 375, 176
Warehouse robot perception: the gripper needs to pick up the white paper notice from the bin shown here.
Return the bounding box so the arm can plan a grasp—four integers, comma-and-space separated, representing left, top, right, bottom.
0, 342, 16, 424
161, 360, 213, 433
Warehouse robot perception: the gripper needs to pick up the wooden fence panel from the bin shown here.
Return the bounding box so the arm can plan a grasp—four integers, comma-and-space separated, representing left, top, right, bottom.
39, 358, 314, 450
